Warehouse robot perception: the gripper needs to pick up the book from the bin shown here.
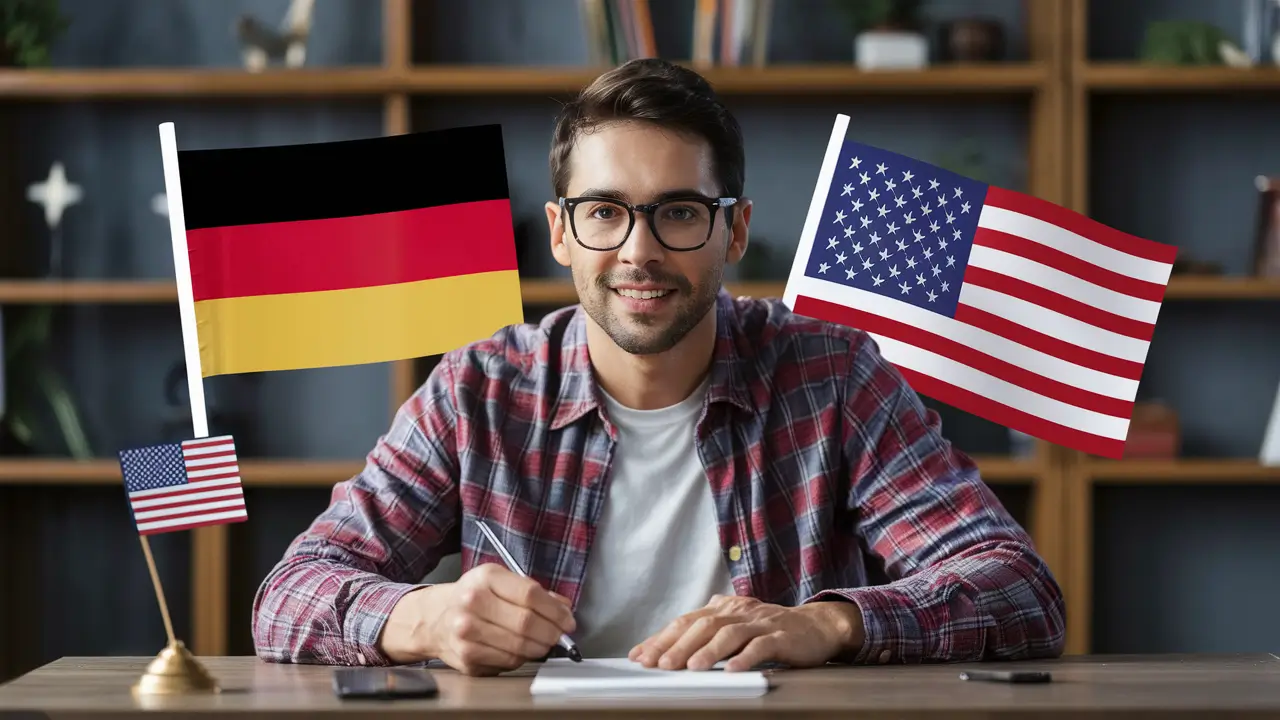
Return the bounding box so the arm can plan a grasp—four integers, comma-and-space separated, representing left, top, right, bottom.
528, 657, 770, 698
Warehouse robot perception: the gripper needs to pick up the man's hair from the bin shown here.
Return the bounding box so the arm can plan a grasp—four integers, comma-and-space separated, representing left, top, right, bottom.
549, 58, 745, 200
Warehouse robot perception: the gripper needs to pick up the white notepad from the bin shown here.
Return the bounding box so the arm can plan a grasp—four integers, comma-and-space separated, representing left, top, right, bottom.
529, 657, 770, 698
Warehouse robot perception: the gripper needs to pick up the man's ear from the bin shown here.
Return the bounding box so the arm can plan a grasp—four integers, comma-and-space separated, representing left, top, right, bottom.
546, 200, 571, 268
725, 198, 752, 265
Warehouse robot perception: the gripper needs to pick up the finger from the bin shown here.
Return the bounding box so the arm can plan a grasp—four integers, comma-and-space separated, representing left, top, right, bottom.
687, 622, 765, 670
656, 615, 734, 670
448, 637, 526, 676
452, 609, 556, 661
487, 570, 577, 633
632, 608, 716, 666
455, 584, 567, 649
723, 631, 784, 672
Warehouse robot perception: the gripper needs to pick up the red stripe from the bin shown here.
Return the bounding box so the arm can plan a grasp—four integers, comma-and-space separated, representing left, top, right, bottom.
983, 186, 1179, 264
791, 295, 1136, 419
132, 492, 245, 513
895, 367, 1127, 459
138, 511, 248, 536
187, 199, 517, 301
182, 437, 234, 449
972, 227, 1169, 303
953, 304, 1147, 381
961, 266, 1157, 342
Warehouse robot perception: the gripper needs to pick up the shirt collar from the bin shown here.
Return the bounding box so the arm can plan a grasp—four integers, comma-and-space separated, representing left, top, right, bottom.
548, 289, 755, 430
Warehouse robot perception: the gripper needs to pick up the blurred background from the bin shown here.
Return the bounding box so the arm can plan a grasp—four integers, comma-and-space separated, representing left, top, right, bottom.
1, 0, 1278, 682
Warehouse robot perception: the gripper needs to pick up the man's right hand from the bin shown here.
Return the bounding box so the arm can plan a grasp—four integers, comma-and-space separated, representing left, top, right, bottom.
379, 562, 577, 675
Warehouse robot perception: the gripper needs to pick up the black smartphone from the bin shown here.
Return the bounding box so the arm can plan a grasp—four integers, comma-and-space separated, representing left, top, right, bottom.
332, 667, 439, 700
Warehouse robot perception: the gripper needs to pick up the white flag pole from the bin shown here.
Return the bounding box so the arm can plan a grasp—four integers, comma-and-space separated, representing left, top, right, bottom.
158, 121, 210, 440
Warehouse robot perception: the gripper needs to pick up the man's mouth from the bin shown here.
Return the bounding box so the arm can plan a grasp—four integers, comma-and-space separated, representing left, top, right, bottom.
613, 287, 674, 300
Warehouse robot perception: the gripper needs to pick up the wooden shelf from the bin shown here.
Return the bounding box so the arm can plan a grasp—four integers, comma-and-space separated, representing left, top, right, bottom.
1085, 458, 1280, 483
1081, 62, 1280, 92
0, 454, 1034, 486
0, 63, 1048, 99
0, 459, 363, 486
2, 276, 1277, 306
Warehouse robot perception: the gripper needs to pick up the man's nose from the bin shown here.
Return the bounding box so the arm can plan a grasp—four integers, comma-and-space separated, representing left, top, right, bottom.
616, 215, 666, 266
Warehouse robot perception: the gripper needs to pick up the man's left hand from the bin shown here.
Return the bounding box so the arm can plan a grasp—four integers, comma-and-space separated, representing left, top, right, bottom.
628, 594, 865, 672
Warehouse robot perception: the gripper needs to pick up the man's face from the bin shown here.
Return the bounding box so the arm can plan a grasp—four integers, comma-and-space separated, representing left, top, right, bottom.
546, 120, 748, 356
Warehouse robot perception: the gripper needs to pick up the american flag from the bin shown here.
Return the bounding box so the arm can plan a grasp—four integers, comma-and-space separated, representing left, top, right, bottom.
783, 114, 1178, 459
118, 435, 247, 535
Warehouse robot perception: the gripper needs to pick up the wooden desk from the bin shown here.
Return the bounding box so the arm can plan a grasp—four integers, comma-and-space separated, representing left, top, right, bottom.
0, 654, 1278, 719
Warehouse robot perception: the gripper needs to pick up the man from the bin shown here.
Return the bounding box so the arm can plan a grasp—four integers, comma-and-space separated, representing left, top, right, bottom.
252, 58, 1066, 676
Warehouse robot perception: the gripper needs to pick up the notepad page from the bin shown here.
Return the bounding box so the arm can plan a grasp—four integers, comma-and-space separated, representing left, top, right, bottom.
529, 657, 769, 698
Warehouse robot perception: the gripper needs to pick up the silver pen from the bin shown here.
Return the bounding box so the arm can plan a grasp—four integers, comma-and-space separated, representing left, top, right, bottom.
473, 518, 582, 662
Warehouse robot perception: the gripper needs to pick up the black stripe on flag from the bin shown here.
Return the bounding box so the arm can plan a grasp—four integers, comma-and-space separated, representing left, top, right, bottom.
177, 123, 510, 230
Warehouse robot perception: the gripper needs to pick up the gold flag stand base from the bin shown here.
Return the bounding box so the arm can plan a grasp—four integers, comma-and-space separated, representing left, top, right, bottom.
131, 640, 221, 696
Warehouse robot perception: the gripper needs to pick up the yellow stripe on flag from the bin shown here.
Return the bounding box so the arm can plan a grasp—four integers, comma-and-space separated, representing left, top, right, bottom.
194, 270, 525, 376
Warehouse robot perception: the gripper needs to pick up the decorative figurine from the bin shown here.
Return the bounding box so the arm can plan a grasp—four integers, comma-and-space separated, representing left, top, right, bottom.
234, 0, 315, 72
25, 160, 82, 277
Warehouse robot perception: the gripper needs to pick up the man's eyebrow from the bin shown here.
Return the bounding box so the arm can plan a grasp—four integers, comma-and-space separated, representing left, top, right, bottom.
577, 187, 714, 202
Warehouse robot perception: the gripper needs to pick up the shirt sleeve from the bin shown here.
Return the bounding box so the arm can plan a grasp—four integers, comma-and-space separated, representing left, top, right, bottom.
250, 357, 464, 666
805, 333, 1067, 664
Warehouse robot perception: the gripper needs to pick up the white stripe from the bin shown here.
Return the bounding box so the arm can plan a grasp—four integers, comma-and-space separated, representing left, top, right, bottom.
138, 509, 247, 532
187, 464, 239, 479
977, 205, 1173, 285
785, 276, 1141, 401
182, 439, 234, 457
959, 284, 1151, 363
128, 476, 241, 499
134, 497, 245, 520
967, 245, 1164, 324
130, 486, 243, 509
869, 334, 1131, 439
184, 454, 237, 468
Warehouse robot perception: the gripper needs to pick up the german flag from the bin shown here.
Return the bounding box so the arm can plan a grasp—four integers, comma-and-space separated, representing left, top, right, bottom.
175, 124, 524, 377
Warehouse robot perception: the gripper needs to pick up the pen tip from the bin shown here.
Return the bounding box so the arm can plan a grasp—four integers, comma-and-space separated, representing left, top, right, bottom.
568, 648, 583, 663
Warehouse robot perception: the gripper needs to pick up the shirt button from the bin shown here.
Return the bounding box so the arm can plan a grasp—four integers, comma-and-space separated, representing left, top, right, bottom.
728, 545, 742, 562
878, 650, 891, 664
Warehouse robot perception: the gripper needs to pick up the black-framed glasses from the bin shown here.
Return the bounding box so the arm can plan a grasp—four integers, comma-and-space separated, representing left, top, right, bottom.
559, 195, 738, 252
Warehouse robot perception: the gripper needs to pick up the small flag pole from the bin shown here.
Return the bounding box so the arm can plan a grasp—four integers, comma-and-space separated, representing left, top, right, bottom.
123, 122, 221, 697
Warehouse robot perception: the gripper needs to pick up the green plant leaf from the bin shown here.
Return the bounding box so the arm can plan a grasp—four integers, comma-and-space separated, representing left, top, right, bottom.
36, 365, 93, 459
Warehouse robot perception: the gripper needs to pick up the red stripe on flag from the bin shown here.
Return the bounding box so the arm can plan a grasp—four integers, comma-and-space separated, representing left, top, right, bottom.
138, 510, 248, 536
791, 295, 1137, 420
960, 266, 1158, 342
894, 366, 1127, 459
972, 228, 1170, 303
952, 304, 1147, 381
983, 187, 1178, 264
187, 199, 517, 301
182, 436, 233, 450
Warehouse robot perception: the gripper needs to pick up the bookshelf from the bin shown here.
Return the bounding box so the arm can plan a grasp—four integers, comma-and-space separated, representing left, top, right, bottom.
1, 0, 1277, 681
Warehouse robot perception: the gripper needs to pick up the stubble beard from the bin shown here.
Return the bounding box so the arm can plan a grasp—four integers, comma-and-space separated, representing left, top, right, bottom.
576, 263, 722, 356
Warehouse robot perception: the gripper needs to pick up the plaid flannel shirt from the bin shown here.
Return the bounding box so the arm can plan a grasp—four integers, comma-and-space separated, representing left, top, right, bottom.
252, 290, 1066, 666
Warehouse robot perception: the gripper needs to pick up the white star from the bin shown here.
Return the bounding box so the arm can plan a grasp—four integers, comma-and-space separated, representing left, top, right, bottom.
833, 210, 846, 224
932, 265, 942, 277
819, 262, 830, 273
889, 264, 900, 278
843, 225, 855, 239
953, 229, 962, 240
879, 248, 890, 261
886, 221, 900, 235
941, 281, 950, 292
841, 183, 854, 196
26, 161, 83, 229
927, 290, 938, 302
870, 232, 882, 244
911, 186, 924, 199
152, 192, 170, 218
922, 247, 933, 259
872, 274, 884, 286
884, 178, 896, 191
946, 255, 956, 267
905, 256, 917, 269
876, 162, 888, 175
868, 188, 880, 202
860, 171, 871, 185
961, 200, 971, 214
850, 156, 862, 168
894, 195, 907, 208
903, 211, 915, 224
937, 194, 948, 207
860, 216, 872, 229
826, 236, 840, 250
835, 251, 848, 264
939, 238, 949, 250
851, 198, 864, 212
899, 281, 911, 294
946, 212, 956, 225
895, 238, 908, 252
845, 267, 857, 280
902, 170, 914, 182
861, 258, 873, 270
913, 230, 925, 243
928, 179, 940, 190
916, 273, 926, 285
877, 205, 890, 218
852, 242, 864, 254
930, 220, 940, 233
954, 186, 964, 198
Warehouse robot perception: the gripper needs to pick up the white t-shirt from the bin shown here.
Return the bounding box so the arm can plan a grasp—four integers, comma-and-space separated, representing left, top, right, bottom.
571, 378, 736, 658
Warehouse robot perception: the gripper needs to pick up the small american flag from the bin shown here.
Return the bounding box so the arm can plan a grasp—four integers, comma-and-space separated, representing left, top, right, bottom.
118, 435, 247, 535
783, 114, 1178, 459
